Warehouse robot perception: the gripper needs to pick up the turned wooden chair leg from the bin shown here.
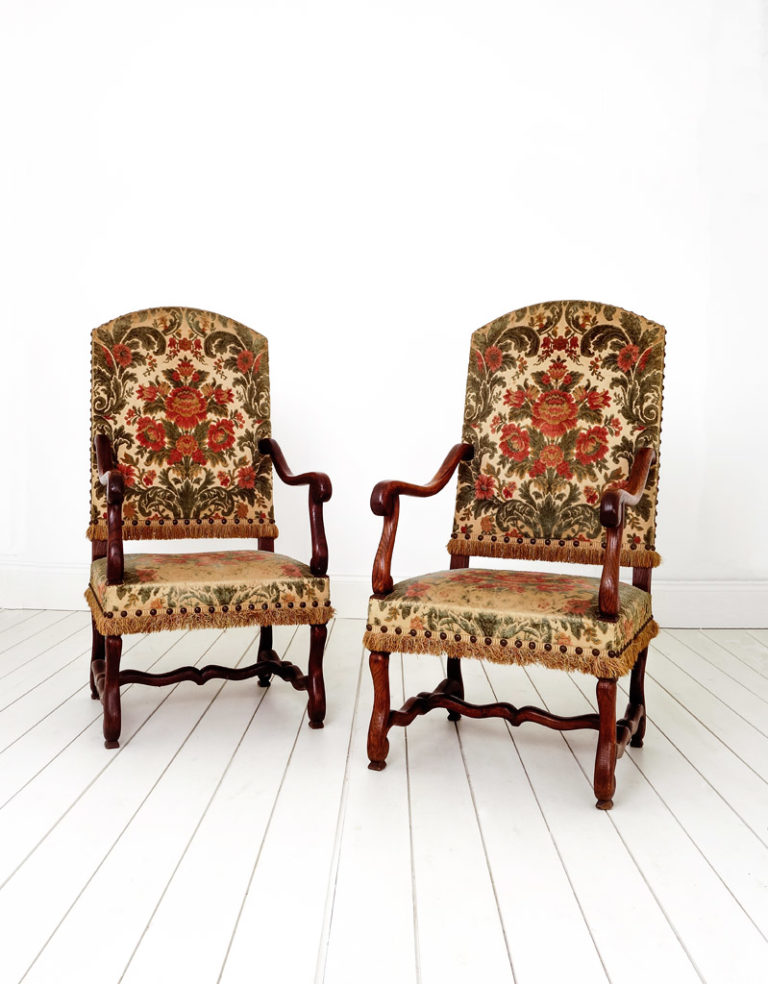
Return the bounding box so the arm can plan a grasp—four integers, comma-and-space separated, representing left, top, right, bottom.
446, 656, 464, 721
629, 646, 648, 747
307, 623, 327, 729
594, 678, 617, 810
256, 625, 274, 688
90, 618, 104, 700
103, 635, 123, 749
368, 651, 392, 770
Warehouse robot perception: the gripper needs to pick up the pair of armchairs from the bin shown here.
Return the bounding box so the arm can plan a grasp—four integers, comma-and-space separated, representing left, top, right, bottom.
86, 302, 664, 809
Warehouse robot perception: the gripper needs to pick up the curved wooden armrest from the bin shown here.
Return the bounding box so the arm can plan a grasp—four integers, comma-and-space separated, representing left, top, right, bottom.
598, 447, 656, 618
371, 443, 474, 596
600, 448, 656, 528
258, 438, 332, 576
94, 434, 124, 585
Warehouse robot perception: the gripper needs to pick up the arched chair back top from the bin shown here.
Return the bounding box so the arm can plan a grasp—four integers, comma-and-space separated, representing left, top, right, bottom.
450, 300, 665, 569
88, 306, 276, 542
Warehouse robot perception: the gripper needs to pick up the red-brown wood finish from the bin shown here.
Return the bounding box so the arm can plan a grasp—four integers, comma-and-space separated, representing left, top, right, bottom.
258, 438, 331, 576
370, 443, 473, 595
88, 434, 332, 747
366, 442, 658, 809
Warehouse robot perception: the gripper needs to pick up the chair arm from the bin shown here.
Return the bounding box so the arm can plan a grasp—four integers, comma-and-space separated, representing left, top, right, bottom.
371, 442, 474, 596
598, 448, 656, 618
94, 434, 125, 585
258, 438, 332, 576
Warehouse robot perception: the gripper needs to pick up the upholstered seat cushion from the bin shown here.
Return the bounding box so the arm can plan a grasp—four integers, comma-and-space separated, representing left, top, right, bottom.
86, 550, 332, 635
363, 569, 657, 679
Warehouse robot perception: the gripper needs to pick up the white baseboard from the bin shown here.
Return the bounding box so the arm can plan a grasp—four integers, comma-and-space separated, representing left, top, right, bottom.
0, 563, 766, 629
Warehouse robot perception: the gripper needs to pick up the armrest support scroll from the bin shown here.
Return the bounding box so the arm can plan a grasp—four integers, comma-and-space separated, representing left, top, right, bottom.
371, 442, 474, 596
94, 434, 125, 585
258, 438, 332, 576
598, 448, 656, 618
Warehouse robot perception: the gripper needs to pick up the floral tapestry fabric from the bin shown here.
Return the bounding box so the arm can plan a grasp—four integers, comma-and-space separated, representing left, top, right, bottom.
364, 568, 657, 679
450, 300, 665, 568
87, 550, 332, 635
89, 307, 276, 541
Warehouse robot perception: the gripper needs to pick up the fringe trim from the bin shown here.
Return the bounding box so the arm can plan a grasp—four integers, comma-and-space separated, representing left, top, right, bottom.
86, 586, 333, 636
363, 618, 658, 680
446, 537, 661, 569
87, 521, 280, 542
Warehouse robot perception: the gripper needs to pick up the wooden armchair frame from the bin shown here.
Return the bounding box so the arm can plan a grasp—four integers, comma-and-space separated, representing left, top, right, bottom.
367, 443, 656, 810
91, 434, 332, 747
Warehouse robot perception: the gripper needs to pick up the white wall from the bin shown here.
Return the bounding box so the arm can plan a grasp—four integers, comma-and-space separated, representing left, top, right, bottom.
1, 0, 766, 626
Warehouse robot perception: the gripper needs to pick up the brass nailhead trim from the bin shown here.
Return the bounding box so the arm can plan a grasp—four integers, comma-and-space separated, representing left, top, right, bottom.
222, 605, 229, 612
395, 627, 402, 634
180, 607, 187, 614
150, 609, 156, 615
560, 645, 567, 653
105, 611, 113, 619
558, 539, 565, 546
454, 634, 461, 641
409, 629, 417, 636
121, 611, 127, 617
261, 603, 268, 610
167, 608, 173, 614
500, 639, 508, 647
248, 604, 255, 610
515, 640, 522, 648
575, 647, 583, 655
470, 635, 477, 643
208, 606, 215, 613
484, 637, 492, 645
440, 632, 447, 640
425, 631, 432, 638
592, 649, 600, 656
194, 606, 201, 614
504, 536, 510, 542
381, 626, 388, 632
300, 602, 306, 608
544, 643, 552, 651
135, 610, 142, 616
528, 642, 535, 649
366, 623, 372, 631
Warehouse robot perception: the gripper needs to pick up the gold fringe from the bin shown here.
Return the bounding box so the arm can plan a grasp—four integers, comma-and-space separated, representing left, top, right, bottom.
85, 586, 333, 636
87, 522, 280, 542
446, 537, 661, 569
363, 619, 658, 680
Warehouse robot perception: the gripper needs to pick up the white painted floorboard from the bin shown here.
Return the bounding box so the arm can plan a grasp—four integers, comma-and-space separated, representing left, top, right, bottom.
0, 615, 766, 982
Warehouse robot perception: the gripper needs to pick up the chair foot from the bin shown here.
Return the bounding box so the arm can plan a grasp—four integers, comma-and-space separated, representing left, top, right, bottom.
103, 636, 123, 749
257, 678, 271, 688
307, 624, 327, 729
594, 679, 618, 809
367, 651, 392, 768
630, 735, 644, 748
447, 711, 461, 722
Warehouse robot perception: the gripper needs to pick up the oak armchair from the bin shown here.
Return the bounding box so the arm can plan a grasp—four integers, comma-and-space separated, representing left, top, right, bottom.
86, 307, 333, 747
365, 300, 664, 809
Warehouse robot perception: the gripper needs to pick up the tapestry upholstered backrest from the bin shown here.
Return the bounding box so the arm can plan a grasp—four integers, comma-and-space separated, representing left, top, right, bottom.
449, 300, 665, 568
88, 307, 277, 542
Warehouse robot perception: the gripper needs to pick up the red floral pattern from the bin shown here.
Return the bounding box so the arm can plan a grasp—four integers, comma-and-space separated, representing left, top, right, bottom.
89, 307, 275, 539
453, 301, 664, 564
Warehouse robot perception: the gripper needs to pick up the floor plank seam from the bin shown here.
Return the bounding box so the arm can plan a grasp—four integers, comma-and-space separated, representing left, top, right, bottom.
0, 612, 75, 658
644, 671, 768, 787
480, 663, 613, 984
119, 634, 270, 983
521, 670, 708, 984
0, 618, 90, 684
313, 639, 365, 984
402, 655, 423, 984
18, 633, 233, 980
216, 703, 307, 983
662, 632, 768, 703
566, 674, 768, 946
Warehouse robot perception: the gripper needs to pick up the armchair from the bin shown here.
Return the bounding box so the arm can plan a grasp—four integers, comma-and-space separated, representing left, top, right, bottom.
365, 300, 665, 808
86, 307, 333, 747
